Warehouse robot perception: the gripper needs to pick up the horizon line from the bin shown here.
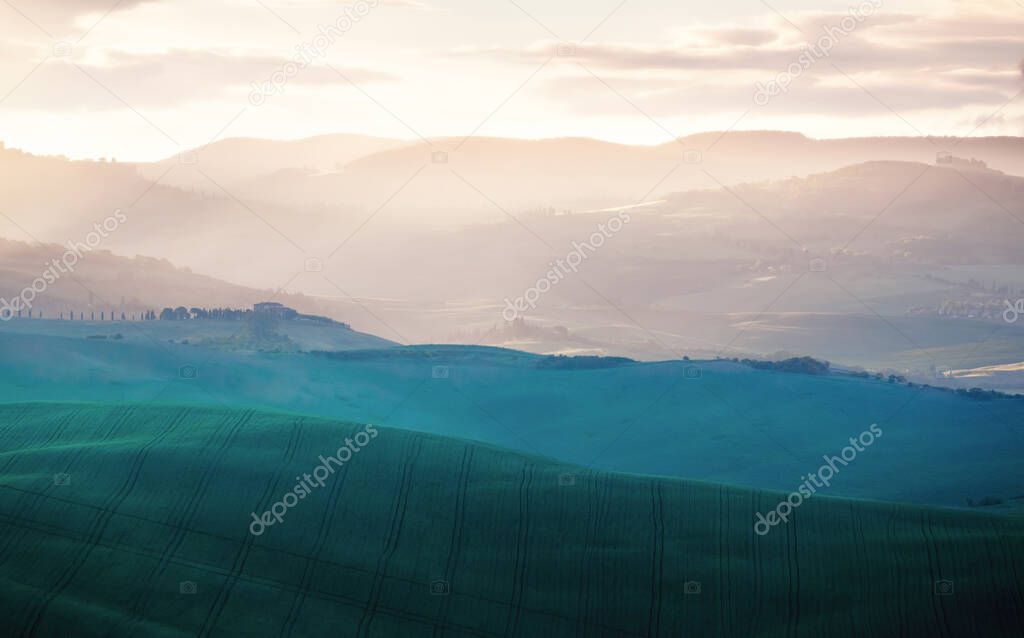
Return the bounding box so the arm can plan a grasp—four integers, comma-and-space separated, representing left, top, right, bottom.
4, 129, 1023, 164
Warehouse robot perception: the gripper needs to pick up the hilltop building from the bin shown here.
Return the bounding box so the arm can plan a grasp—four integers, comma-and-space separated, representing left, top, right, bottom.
253, 302, 342, 327
253, 302, 298, 320
936, 154, 989, 171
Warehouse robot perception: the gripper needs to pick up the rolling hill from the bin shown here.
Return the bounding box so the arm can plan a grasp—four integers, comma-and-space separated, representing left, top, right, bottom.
9, 132, 1024, 242
208, 132, 1024, 215
4, 137, 1024, 384
0, 332, 1021, 511
135, 133, 407, 192
205, 132, 1024, 219
0, 403, 1021, 637
0, 237, 403, 344
660, 159, 1024, 253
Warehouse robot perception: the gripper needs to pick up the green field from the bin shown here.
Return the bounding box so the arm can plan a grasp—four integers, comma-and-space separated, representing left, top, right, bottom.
0, 403, 1021, 637
0, 318, 396, 352
1, 331, 1022, 510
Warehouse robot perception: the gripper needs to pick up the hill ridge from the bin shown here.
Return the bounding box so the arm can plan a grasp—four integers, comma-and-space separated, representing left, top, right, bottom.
0, 402, 1021, 637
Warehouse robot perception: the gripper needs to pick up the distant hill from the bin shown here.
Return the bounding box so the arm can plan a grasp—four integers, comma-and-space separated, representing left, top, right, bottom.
0, 338, 1020, 509
5, 149, 1023, 384
676, 131, 1024, 178
231, 132, 1024, 216
0, 316, 395, 353
0, 403, 1021, 636
0, 144, 278, 285
136, 133, 407, 191
7, 132, 1024, 227
3, 134, 1023, 284
661, 159, 1024, 252
0, 144, 200, 239
3, 137, 1024, 379
0, 237, 396, 344
11, 132, 1022, 237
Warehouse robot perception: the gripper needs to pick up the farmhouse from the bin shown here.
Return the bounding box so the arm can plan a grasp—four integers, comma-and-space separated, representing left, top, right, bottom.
253, 302, 298, 320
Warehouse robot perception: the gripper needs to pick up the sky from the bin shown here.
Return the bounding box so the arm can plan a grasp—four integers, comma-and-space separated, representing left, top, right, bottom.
0, 0, 1021, 160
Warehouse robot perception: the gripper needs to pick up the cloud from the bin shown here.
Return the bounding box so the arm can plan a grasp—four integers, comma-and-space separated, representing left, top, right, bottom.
4, 0, 431, 38
99, 48, 396, 85
975, 112, 1006, 128
453, 2, 1022, 74
0, 0, 163, 43
1, 0, 1020, 150
536, 71, 1012, 119
448, 1, 1024, 127
277, 0, 438, 8
0, 49, 395, 111
36, 0, 150, 8
462, 38, 1023, 78
695, 27, 778, 47
7, 0, 155, 29
464, 10, 1024, 76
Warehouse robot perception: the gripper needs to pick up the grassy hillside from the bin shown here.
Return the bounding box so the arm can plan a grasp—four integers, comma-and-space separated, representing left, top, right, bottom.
0, 334, 1022, 510
0, 238, 400, 337
0, 403, 1021, 637
0, 318, 395, 353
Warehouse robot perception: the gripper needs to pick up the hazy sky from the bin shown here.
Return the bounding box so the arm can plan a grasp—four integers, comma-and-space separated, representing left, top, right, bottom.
0, 0, 1021, 160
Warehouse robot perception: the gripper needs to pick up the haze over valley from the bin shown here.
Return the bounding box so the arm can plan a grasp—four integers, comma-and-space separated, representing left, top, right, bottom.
1, 0, 1023, 635
4, 132, 1024, 390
